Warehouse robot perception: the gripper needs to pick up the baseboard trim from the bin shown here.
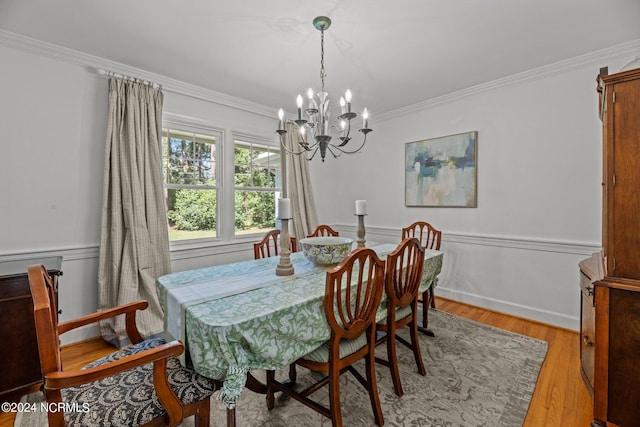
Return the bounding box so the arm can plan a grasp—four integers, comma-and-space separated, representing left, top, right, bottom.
436, 287, 579, 331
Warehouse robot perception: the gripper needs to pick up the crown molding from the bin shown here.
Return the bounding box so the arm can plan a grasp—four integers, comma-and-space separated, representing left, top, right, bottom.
378, 39, 640, 122
0, 29, 276, 119
3, 29, 639, 123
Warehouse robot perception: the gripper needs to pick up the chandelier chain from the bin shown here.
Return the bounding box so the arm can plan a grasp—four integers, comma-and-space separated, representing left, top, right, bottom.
320, 29, 326, 92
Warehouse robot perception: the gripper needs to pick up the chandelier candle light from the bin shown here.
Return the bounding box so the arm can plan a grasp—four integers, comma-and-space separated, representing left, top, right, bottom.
276, 198, 294, 276
276, 16, 372, 162
355, 200, 366, 248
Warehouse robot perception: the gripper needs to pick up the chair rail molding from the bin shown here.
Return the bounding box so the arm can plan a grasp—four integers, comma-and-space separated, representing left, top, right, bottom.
334, 224, 598, 331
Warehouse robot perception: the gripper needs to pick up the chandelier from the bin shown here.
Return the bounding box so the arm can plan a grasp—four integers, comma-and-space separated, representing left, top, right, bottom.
276, 16, 372, 162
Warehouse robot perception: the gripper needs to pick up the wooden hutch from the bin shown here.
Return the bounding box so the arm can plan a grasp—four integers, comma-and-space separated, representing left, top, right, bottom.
580, 66, 640, 427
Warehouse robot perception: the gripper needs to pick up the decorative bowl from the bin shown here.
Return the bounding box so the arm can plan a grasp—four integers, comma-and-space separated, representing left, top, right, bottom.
300, 236, 354, 266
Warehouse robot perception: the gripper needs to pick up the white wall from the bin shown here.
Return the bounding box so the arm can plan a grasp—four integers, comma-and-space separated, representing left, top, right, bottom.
1, 31, 639, 345
310, 44, 640, 329
0, 36, 276, 343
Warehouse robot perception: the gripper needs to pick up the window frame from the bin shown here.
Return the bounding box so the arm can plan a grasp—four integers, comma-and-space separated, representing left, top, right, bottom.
232, 132, 283, 238
161, 116, 282, 251
162, 119, 224, 248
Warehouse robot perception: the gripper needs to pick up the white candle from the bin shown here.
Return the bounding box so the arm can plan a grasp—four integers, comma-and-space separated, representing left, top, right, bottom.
277, 108, 284, 130
345, 89, 352, 113
362, 108, 369, 129
355, 200, 366, 215
278, 198, 291, 219
296, 94, 303, 120
340, 96, 346, 114
307, 88, 314, 109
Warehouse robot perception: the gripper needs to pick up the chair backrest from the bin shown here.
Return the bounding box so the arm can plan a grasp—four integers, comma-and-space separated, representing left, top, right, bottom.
385, 238, 425, 310
308, 225, 339, 238
401, 221, 442, 250
324, 248, 385, 342
253, 229, 298, 259
28, 264, 63, 376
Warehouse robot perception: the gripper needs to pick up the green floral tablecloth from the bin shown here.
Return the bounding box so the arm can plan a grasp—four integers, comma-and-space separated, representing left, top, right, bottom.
157, 243, 443, 408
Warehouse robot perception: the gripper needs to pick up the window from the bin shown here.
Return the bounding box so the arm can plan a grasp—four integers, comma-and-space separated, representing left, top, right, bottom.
234, 137, 281, 236
162, 128, 219, 242
161, 124, 281, 244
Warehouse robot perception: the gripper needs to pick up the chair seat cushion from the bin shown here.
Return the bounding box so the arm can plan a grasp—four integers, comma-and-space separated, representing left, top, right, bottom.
61, 337, 215, 427
302, 333, 368, 363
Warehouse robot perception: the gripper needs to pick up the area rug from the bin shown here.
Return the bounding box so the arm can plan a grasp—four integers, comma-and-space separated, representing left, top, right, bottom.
15, 310, 548, 426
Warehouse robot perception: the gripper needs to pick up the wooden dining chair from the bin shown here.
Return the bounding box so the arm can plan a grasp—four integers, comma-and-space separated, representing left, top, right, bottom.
375, 237, 426, 397
401, 221, 442, 326
28, 264, 215, 427
307, 224, 339, 237
253, 229, 298, 259
266, 248, 386, 427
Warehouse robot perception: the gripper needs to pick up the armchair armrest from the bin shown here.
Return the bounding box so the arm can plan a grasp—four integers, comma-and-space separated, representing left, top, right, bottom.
58, 300, 148, 343
44, 339, 183, 389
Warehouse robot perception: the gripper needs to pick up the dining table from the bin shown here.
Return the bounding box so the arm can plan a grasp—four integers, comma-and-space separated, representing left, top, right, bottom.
156, 241, 443, 409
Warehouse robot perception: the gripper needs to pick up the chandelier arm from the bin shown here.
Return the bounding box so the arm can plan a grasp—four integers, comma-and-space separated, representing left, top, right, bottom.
280, 134, 313, 156
307, 146, 320, 161
325, 145, 343, 159
336, 119, 352, 147
329, 132, 369, 155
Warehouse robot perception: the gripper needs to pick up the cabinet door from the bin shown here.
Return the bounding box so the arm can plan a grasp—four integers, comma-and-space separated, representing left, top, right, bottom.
580, 273, 595, 390
608, 77, 640, 279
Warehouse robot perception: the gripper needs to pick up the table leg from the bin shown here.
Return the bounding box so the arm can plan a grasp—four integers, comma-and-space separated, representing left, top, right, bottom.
226, 407, 236, 427
417, 289, 436, 337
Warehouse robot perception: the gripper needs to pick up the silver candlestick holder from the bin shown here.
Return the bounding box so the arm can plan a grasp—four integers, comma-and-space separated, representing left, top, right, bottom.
276, 217, 295, 276
356, 214, 367, 248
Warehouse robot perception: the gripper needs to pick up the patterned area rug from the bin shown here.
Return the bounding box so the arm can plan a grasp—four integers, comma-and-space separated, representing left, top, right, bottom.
15, 310, 548, 426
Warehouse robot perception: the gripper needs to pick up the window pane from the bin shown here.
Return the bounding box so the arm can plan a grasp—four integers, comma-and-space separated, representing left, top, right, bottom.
163, 129, 217, 186
234, 190, 275, 235
166, 188, 217, 241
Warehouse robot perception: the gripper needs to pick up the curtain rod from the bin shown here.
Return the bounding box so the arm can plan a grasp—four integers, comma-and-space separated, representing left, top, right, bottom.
96, 68, 162, 90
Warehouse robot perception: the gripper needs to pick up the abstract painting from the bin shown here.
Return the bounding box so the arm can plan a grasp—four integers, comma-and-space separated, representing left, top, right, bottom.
405, 131, 477, 207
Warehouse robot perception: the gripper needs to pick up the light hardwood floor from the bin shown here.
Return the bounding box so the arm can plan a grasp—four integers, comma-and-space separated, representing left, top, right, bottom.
0, 298, 593, 427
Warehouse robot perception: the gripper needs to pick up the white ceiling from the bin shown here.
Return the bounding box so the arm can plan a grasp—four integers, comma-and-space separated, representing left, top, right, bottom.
1, 0, 640, 115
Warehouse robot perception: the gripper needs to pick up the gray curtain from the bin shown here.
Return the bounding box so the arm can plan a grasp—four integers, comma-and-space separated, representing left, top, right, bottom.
283, 122, 319, 239
97, 77, 170, 347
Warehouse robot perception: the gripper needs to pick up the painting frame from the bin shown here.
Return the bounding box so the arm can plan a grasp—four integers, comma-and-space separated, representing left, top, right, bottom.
405, 131, 478, 208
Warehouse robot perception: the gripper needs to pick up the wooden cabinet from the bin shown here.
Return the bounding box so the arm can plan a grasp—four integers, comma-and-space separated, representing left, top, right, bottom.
581, 67, 640, 427
600, 67, 640, 280
0, 257, 61, 402
592, 280, 640, 427
579, 254, 601, 395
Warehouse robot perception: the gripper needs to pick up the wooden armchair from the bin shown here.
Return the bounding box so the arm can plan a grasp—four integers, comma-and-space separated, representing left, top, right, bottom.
253, 229, 298, 259
375, 237, 426, 397
266, 248, 386, 426
401, 221, 442, 331
307, 224, 339, 237
28, 264, 215, 427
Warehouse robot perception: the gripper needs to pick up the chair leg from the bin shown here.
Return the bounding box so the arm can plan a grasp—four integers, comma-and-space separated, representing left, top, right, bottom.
387, 327, 404, 397
365, 350, 385, 426
422, 290, 429, 328
266, 370, 275, 410
430, 287, 436, 308
409, 316, 426, 376
195, 398, 210, 427
328, 364, 343, 427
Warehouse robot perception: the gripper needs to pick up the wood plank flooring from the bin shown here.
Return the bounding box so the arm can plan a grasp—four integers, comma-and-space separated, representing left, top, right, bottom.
0, 298, 593, 426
